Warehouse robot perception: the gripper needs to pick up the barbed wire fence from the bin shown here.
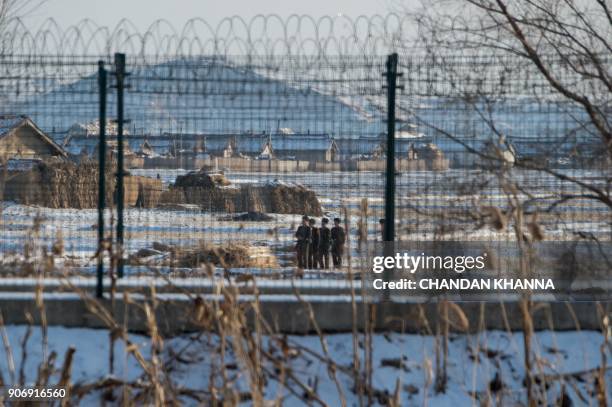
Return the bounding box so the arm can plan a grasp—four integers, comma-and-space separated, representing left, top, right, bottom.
0, 16, 609, 300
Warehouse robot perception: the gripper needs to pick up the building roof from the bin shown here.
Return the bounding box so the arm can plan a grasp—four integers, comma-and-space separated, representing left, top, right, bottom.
237, 136, 269, 154
63, 120, 132, 150
204, 136, 236, 153
60, 130, 435, 158
335, 137, 433, 156
162, 132, 338, 155
232, 135, 338, 156
68, 120, 130, 138
272, 136, 337, 152
0, 115, 67, 157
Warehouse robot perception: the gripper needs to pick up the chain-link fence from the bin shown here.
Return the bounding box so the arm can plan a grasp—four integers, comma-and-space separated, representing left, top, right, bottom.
0, 17, 609, 300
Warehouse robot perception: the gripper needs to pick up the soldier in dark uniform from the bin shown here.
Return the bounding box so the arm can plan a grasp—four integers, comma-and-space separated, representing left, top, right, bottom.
318, 217, 331, 269
295, 215, 311, 268
308, 218, 320, 269
331, 217, 346, 268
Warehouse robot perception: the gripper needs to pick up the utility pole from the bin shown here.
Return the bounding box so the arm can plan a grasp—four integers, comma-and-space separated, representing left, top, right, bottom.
97, 60, 107, 298
113, 53, 128, 278
383, 53, 402, 300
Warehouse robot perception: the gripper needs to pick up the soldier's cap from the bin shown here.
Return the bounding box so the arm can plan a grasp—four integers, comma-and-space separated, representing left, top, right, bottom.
302, 215, 309, 221
322, 217, 329, 224
333, 217, 341, 223
309, 218, 316, 224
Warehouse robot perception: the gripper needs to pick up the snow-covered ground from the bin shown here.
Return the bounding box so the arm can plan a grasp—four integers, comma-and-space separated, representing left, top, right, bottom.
0, 326, 608, 405
0, 169, 608, 275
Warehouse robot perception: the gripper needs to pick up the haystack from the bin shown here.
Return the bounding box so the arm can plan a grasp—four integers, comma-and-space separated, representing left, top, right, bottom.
3, 161, 112, 208
128, 176, 163, 208
3, 161, 162, 208
261, 180, 322, 215
174, 170, 230, 188
160, 170, 322, 215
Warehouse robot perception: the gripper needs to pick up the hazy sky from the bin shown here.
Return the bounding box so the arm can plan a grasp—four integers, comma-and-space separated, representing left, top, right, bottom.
24, 0, 410, 32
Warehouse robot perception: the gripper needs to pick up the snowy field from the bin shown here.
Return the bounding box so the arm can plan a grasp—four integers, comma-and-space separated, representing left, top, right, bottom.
0, 326, 609, 405
0, 169, 609, 277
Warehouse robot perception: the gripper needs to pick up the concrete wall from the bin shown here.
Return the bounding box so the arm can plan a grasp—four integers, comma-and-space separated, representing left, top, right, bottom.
397, 159, 428, 171
314, 162, 341, 172
356, 160, 386, 171
216, 157, 300, 172
140, 156, 448, 173
0, 292, 606, 335
356, 158, 449, 172
143, 156, 213, 170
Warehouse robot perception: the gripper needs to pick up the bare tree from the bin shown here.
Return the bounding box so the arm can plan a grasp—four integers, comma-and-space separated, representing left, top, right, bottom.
1, 0, 41, 26
394, 0, 611, 217
0, 0, 46, 51
408, 0, 610, 154
397, 1, 611, 402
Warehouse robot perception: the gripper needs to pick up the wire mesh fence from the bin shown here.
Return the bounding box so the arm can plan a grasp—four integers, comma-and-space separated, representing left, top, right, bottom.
0, 17, 609, 300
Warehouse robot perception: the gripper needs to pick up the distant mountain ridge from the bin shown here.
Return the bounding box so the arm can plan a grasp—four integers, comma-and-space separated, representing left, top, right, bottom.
8, 57, 384, 141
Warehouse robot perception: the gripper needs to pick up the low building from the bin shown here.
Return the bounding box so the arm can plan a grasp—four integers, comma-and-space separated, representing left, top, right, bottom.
236, 135, 274, 159
162, 133, 237, 158
100, 140, 143, 169
233, 134, 339, 162
271, 136, 339, 162
0, 115, 67, 161
136, 139, 158, 158
207, 140, 236, 158
63, 120, 132, 157
66, 120, 129, 140
157, 132, 340, 162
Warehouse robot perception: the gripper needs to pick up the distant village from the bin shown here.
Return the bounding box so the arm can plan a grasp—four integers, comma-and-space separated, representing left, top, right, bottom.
0, 115, 449, 172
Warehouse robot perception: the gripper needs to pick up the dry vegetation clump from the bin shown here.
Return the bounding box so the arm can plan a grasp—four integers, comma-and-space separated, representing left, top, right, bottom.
4, 160, 112, 209
159, 169, 322, 215
2, 160, 161, 209
258, 181, 322, 216
0, 220, 608, 406
1, 276, 606, 406
218, 211, 274, 222
129, 241, 279, 269
173, 170, 231, 188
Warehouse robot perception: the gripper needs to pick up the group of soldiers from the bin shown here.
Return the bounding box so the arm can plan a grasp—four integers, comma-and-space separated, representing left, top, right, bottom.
295, 216, 346, 269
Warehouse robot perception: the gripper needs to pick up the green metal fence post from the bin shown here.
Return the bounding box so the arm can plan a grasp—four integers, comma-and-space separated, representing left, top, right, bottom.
383, 53, 401, 301
114, 53, 127, 278
97, 60, 107, 298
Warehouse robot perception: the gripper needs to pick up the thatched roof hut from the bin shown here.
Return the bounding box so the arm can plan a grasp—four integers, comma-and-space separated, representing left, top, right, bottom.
0, 115, 67, 160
